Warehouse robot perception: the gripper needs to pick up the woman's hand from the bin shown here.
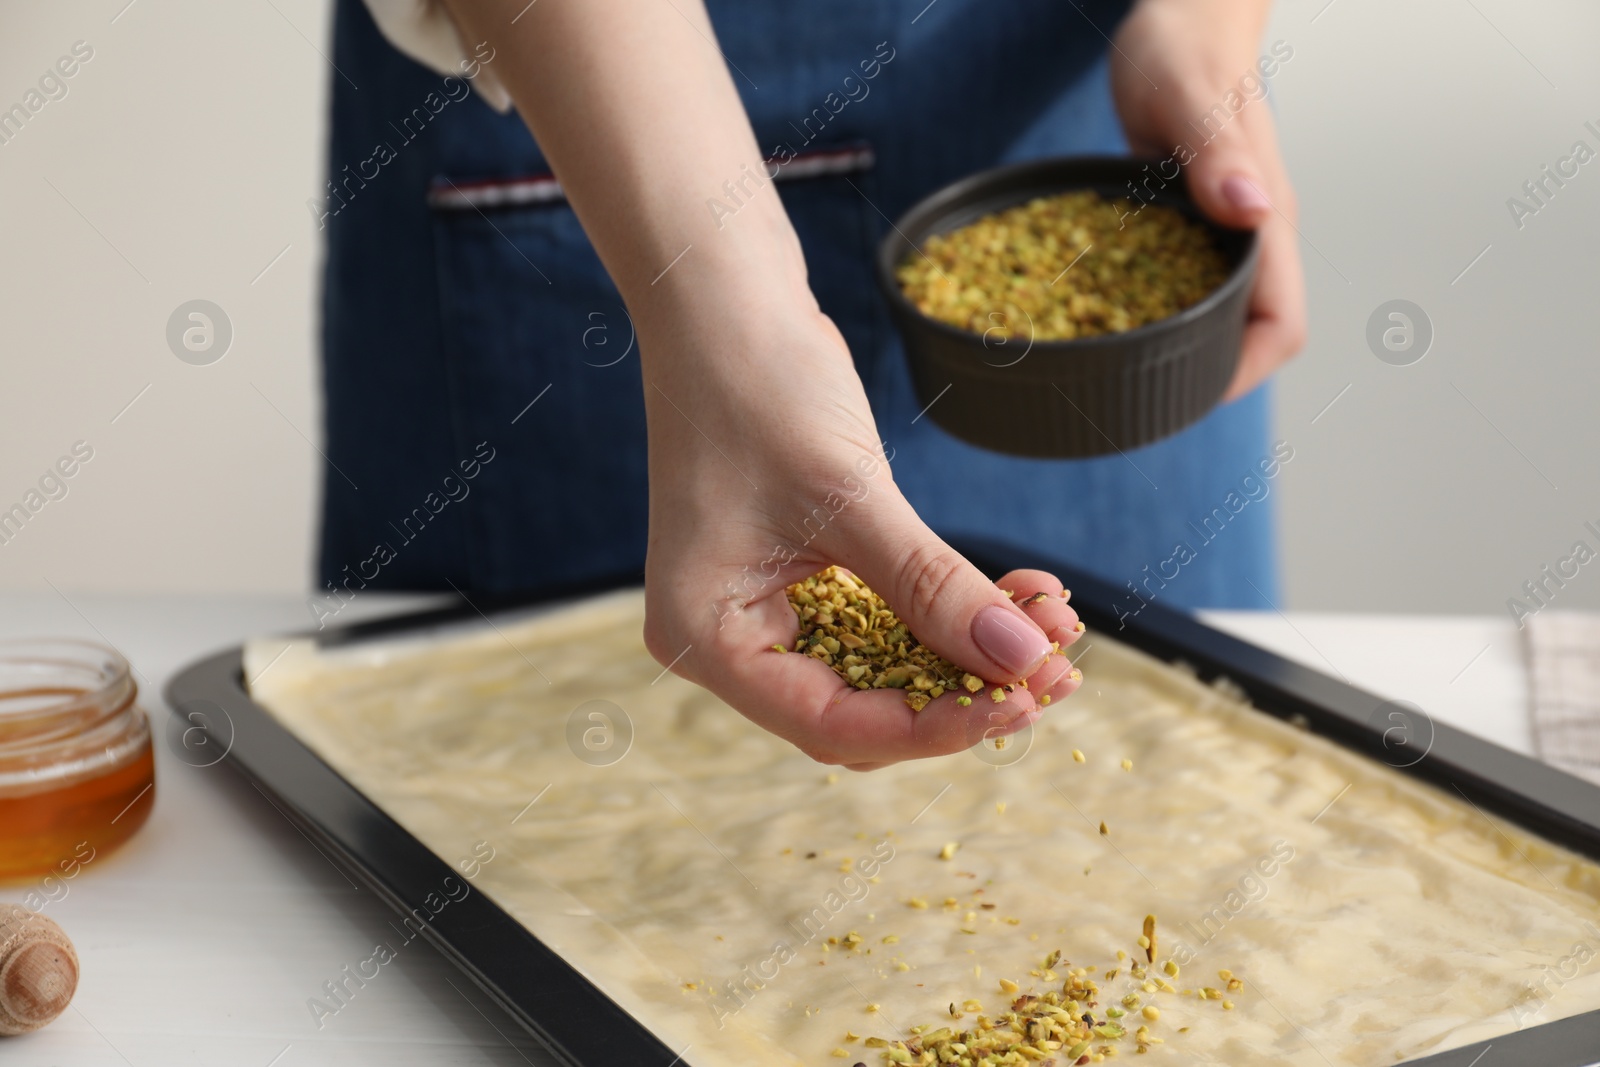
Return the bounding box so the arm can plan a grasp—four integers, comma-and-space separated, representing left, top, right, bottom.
1111, 0, 1307, 399
442, 0, 1085, 766
639, 286, 1086, 770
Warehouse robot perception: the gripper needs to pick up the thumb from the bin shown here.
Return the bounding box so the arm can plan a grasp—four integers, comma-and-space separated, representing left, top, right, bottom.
1184, 121, 1273, 230
839, 501, 1053, 683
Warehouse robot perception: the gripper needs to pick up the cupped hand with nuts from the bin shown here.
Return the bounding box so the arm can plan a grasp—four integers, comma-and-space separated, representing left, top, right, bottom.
440, 0, 1088, 767
1111, 0, 1308, 400
635, 282, 1087, 770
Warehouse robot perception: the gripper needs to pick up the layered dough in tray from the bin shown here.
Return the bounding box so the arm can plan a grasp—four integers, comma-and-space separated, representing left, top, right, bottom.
246, 589, 1600, 1065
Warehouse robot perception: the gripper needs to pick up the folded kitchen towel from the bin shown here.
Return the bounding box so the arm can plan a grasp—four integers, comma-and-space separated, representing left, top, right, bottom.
1527, 611, 1600, 786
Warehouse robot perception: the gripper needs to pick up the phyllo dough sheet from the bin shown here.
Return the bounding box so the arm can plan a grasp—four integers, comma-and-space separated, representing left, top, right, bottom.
246, 589, 1600, 1066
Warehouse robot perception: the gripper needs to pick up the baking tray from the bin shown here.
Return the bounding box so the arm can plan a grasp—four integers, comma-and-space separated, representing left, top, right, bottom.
165, 538, 1600, 1067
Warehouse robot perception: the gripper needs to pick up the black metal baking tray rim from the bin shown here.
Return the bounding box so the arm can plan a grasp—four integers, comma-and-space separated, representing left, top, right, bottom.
959, 537, 1600, 863
166, 643, 683, 1067
164, 542, 1600, 1067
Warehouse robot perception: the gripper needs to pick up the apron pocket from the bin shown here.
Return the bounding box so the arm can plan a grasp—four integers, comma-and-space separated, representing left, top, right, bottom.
428, 141, 879, 591
431, 199, 648, 593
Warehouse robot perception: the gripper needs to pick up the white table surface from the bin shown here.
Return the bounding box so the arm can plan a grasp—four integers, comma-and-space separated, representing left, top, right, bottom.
0, 593, 1532, 1066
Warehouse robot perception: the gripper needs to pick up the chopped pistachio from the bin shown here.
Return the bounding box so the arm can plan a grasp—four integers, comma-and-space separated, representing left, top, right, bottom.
860, 919, 1245, 1062
785, 567, 988, 711
897, 190, 1231, 342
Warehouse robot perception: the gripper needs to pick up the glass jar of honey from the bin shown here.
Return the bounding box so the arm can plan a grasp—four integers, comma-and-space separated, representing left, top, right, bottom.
0, 641, 155, 881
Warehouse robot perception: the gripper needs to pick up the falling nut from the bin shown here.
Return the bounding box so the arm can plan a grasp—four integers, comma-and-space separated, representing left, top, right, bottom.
0, 905, 79, 1036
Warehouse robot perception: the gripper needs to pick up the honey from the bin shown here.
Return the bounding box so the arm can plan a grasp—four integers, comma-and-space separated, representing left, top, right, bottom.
0, 643, 155, 882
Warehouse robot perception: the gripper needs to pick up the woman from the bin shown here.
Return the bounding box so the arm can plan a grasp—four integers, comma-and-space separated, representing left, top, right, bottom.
316, 0, 1305, 768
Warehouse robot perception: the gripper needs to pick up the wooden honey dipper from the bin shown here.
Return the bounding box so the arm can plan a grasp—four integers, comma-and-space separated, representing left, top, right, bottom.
0, 905, 78, 1036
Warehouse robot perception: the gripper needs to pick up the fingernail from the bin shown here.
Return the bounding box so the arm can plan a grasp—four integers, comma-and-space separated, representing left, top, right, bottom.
1222, 175, 1271, 216
1048, 613, 1080, 646
973, 606, 1051, 677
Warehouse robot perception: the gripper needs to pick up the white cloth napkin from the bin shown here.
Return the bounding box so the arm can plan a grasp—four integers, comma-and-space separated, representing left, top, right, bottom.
1526, 610, 1600, 785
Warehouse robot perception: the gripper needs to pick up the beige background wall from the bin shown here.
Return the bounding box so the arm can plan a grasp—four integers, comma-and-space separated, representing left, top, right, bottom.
1265, 0, 1600, 613
1, 0, 1596, 617
0, 0, 326, 595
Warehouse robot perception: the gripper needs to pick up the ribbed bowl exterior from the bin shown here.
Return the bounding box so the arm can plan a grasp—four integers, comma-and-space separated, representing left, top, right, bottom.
878, 158, 1259, 459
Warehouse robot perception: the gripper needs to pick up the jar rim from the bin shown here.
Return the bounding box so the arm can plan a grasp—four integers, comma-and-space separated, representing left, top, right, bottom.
0, 639, 136, 743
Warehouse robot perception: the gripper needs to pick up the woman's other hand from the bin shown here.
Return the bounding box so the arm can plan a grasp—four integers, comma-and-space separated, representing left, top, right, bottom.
1111, 0, 1307, 400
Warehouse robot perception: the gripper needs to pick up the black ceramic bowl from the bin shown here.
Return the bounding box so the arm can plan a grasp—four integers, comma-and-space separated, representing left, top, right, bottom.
877, 157, 1259, 459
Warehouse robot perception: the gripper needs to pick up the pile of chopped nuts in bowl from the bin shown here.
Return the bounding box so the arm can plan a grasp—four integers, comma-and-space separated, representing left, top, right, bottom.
896, 190, 1230, 342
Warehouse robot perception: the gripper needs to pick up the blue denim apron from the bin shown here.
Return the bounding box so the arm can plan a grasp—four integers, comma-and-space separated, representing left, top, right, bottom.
317, 0, 1280, 612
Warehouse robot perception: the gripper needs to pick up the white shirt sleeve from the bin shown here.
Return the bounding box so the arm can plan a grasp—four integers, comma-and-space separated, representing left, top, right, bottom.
362, 0, 514, 113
